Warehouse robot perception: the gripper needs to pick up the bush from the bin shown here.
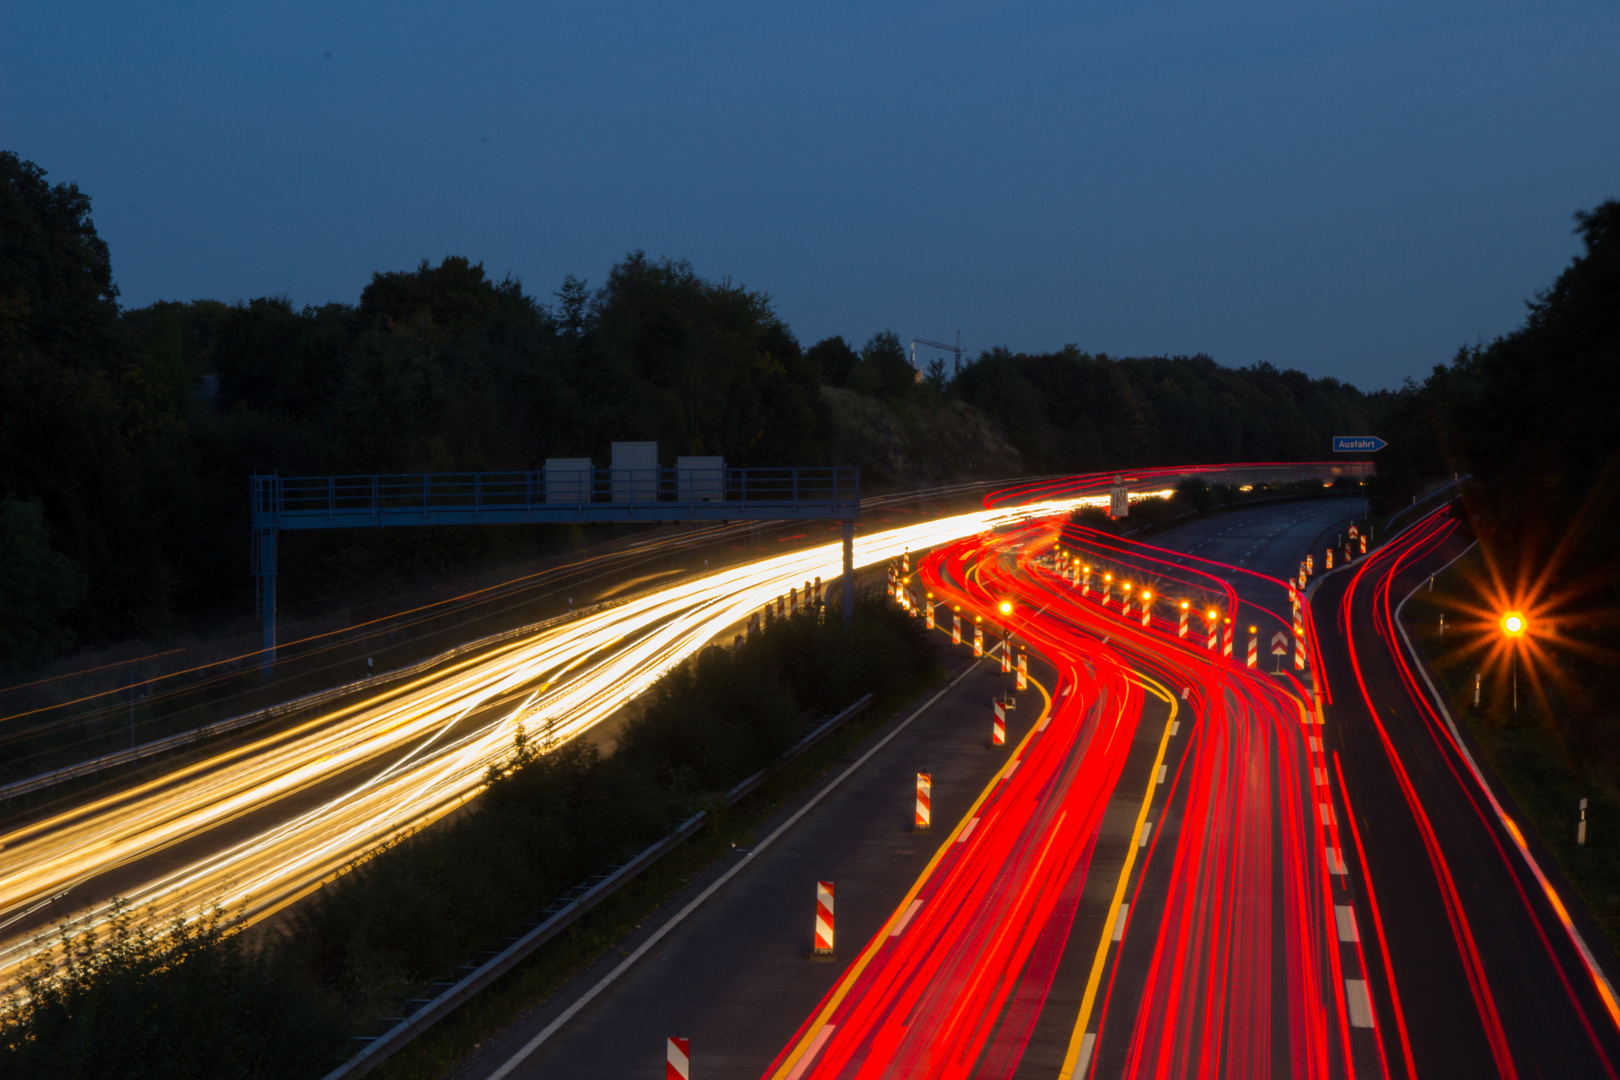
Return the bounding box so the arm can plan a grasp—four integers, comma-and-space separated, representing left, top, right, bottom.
0, 900, 339, 1080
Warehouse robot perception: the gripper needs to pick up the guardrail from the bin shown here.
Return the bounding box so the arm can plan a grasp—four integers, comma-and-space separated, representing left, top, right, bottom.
253, 467, 861, 529
0, 596, 638, 805
322, 693, 876, 1080
1382, 475, 1469, 538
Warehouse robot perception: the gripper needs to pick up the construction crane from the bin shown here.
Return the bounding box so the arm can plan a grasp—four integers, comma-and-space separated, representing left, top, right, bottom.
909, 332, 966, 376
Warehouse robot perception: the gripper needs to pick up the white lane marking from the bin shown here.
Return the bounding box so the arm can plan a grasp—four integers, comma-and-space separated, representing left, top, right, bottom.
957, 816, 980, 843
1076, 1034, 1096, 1076
1319, 803, 1336, 827
482, 657, 990, 1079
1345, 979, 1375, 1028
784, 1025, 837, 1080
1004, 760, 1021, 780
1326, 846, 1347, 875
1336, 904, 1360, 943
1170, 720, 1180, 736
1037, 713, 1052, 732
1139, 821, 1153, 848
890, 900, 923, 938
1314, 767, 1327, 785
1156, 764, 1167, 784
1112, 903, 1129, 942
1309, 736, 1321, 752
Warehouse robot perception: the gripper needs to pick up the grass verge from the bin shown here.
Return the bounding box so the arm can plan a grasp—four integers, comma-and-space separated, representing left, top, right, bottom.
1403, 548, 1620, 952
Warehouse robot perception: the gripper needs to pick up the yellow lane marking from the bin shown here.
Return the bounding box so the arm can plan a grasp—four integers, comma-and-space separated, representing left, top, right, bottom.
1057, 671, 1179, 1079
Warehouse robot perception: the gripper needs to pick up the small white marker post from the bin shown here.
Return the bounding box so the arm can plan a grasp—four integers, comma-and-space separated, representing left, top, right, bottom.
1580, 798, 1588, 846
1475, 672, 1482, 708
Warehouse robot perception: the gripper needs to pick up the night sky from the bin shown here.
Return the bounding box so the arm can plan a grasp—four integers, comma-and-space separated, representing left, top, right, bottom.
4, 2, 1616, 389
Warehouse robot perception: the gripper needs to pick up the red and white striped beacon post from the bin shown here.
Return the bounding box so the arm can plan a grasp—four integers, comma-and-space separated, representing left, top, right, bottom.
953, 611, 962, 646
992, 699, 1006, 746
925, 593, 935, 630
1360, 533, 1367, 555
1179, 600, 1190, 638
1101, 574, 1112, 608
914, 772, 932, 831
1121, 584, 1132, 619
667, 1037, 690, 1080
814, 881, 835, 955
1206, 609, 1219, 651
790, 587, 798, 617
1222, 621, 1234, 659
1081, 565, 1092, 596
1247, 626, 1258, 668
1140, 591, 1152, 628
1016, 650, 1028, 691
973, 619, 984, 658
1325, 548, 1333, 571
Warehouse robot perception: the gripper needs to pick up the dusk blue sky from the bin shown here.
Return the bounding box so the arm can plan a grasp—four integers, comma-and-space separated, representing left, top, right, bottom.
4, 2, 1617, 390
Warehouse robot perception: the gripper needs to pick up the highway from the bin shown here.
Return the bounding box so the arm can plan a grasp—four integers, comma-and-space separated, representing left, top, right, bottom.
1314, 508, 1620, 1078
0, 491, 1118, 986
764, 502, 1366, 1078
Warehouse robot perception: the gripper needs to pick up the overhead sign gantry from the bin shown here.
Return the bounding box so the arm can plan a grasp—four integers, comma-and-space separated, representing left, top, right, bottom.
250, 448, 859, 675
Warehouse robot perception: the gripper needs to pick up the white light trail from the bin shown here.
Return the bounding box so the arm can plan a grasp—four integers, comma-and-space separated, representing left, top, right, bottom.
0, 493, 1108, 982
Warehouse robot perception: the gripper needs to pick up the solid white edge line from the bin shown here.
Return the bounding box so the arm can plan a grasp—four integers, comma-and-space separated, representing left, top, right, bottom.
1394, 541, 1620, 1023
482, 656, 989, 1079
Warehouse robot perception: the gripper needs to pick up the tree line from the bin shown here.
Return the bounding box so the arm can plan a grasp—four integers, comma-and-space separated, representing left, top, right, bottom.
7, 148, 1595, 676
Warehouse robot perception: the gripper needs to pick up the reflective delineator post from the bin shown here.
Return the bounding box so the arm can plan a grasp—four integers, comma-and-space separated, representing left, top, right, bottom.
790, 587, 798, 617
1206, 610, 1218, 651
748, 612, 759, 638
1326, 548, 1333, 571
993, 699, 1006, 746
1140, 592, 1152, 628
914, 772, 932, 832
814, 575, 822, 605
667, 1037, 690, 1080
1222, 621, 1234, 659
1121, 585, 1132, 619
1307, 554, 1314, 576
1081, 565, 1091, 596
1016, 650, 1028, 691
1101, 574, 1112, 608
1360, 534, 1367, 555
1294, 607, 1307, 671
1000, 633, 1012, 674
974, 619, 984, 658
925, 592, 935, 630
953, 612, 962, 646
814, 881, 835, 955
1247, 626, 1258, 668
1579, 798, 1588, 846
1179, 601, 1189, 638
1299, 566, 1307, 591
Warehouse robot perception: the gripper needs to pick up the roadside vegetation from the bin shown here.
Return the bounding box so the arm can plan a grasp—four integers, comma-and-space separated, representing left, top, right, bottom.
0, 594, 937, 1079
1384, 200, 1620, 945
8, 147, 1415, 684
